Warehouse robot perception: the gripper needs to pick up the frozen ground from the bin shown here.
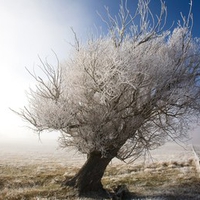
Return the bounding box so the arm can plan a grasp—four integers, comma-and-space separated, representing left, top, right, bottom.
0, 138, 86, 167
0, 139, 200, 199
0, 137, 196, 167
193, 145, 200, 157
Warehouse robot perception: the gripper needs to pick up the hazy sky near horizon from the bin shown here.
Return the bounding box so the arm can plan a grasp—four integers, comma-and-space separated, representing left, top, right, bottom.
0, 0, 200, 144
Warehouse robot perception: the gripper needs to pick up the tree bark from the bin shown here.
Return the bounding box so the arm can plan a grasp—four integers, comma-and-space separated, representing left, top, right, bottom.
62, 151, 114, 195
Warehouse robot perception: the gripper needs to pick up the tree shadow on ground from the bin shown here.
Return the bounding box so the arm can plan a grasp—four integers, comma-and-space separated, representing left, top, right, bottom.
121, 181, 200, 200
78, 182, 200, 200
130, 194, 200, 200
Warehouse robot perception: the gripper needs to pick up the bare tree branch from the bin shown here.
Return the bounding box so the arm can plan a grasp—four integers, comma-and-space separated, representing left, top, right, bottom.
13, 0, 200, 162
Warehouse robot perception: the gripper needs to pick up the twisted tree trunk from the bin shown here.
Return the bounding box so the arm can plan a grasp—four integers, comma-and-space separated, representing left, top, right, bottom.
62, 151, 115, 196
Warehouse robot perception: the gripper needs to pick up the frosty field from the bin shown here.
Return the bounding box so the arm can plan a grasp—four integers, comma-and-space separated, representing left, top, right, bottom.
1, 140, 200, 199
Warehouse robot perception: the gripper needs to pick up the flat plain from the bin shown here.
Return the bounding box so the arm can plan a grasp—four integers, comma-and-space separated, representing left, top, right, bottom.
0, 140, 200, 199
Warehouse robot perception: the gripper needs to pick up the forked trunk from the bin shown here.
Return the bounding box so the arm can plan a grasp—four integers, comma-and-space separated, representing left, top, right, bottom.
62, 151, 114, 195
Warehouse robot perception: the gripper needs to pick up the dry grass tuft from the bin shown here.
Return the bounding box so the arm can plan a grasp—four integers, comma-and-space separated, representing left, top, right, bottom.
0, 160, 200, 199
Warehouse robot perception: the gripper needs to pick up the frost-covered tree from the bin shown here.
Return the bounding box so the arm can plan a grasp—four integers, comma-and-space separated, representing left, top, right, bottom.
15, 0, 200, 196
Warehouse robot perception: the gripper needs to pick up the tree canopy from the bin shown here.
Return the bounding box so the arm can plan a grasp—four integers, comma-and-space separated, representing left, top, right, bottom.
14, 0, 200, 195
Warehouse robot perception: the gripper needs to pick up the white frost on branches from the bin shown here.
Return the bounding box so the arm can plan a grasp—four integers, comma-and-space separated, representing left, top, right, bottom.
15, 0, 200, 161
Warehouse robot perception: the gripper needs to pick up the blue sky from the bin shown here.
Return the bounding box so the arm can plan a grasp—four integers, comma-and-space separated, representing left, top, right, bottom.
0, 0, 199, 144
59, 0, 199, 37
